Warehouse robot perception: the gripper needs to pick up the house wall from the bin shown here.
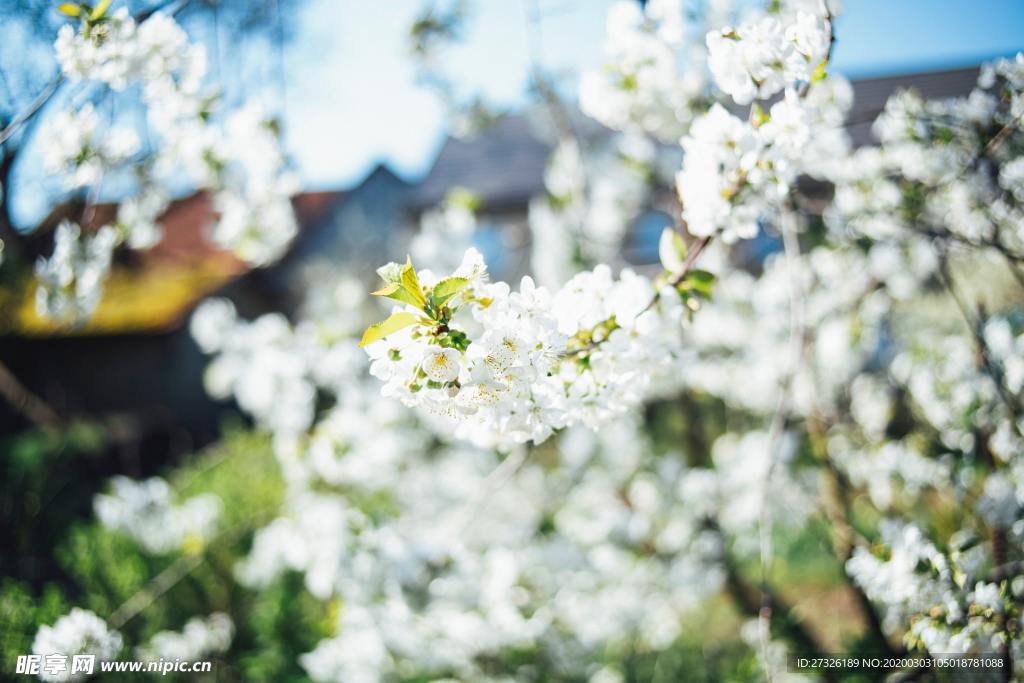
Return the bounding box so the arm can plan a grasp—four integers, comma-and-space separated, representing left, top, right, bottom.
0, 328, 233, 449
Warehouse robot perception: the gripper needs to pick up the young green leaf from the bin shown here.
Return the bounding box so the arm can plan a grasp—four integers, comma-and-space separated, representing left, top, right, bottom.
371, 282, 425, 310
685, 269, 717, 297
358, 311, 420, 348
811, 61, 828, 84
58, 3, 82, 17
446, 186, 481, 212
89, 0, 111, 20
750, 102, 770, 128
430, 277, 470, 307
400, 257, 428, 309
687, 269, 716, 284
658, 228, 687, 274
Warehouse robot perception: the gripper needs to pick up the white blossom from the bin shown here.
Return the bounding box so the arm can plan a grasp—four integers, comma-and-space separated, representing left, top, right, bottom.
94, 476, 221, 554
32, 609, 122, 682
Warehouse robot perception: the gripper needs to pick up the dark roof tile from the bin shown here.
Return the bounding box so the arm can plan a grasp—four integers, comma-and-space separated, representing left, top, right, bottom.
846, 65, 980, 146
409, 115, 553, 211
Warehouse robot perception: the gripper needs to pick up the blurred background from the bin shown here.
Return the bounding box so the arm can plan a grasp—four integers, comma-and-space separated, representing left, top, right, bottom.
1, 1, 1023, 681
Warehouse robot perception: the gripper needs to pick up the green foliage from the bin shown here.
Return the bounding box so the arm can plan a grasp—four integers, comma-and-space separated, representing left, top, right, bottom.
0, 405, 922, 682
359, 311, 422, 348
57, 0, 111, 23
658, 228, 687, 274
429, 276, 470, 308
372, 257, 429, 311
0, 580, 67, 675
0, 424, 330, 682
446, 186, 481, 212
364, 256, 479, 351
0, 421, 110, 583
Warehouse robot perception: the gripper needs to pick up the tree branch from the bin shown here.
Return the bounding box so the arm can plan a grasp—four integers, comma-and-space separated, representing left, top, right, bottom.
0, 358, 60, 427
934, 244, 1021, 428
721, 548, 836, 683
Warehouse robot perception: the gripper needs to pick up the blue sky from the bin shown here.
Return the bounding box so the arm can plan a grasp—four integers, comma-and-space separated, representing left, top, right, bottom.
280, 0, 1024, 190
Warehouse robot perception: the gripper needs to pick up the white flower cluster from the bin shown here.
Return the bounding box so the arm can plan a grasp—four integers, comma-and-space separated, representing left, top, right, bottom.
675, 77, 849, 242
34, 221, 117, 324
188, 256, 733, 680
32, 609, 122, 683
831, 439, 951, 511
847, 522, 955, 635
410, 187, 479, 274
363, 248, 689, 446
136, 613, 233, 663
190, 294, 365, 439
206, 105, 300, 266
37, 4, 298, 324
706, 5, 831, 105
848, 522, 1016, 661
93, 476, 222, 554
579, 0, 708, 141
977, 463, 1024, 534
827, 56, 1024, 254
42, 104, 139, 189
233, 416, 730, 681
55, 8, 197, 92
532, 133, 658, 281
677, 430, 812, 549
892, 316, 1024, 454
115, 186, 169, 249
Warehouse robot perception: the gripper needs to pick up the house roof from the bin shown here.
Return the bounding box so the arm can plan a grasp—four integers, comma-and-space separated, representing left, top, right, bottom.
5, 174, 373, 337
409, 114, 553, 212
410, 65, 984, 212
845, 65, 980, 146
3, 192, 249, 337
292, 189, 349, 227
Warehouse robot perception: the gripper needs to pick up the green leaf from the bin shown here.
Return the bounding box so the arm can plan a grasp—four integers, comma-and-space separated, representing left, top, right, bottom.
358, 311, 420, 348
89, 0, 111, 20
446, 186, 481, 212
370, 256, 429, 311
685, 269, 717, 298
57, 3, 81, 17
750, 102, 769, 128
370, 282, 424, 310
687, 269, 716, 284
430, 277, 470, 307
811, 61, 828, 84
400, 256, 427, 309
658, 228, 687, 274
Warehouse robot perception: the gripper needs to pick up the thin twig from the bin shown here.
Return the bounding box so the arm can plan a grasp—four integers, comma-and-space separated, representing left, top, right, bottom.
757, 210, 806, 682
984, 110, 1024, 156
0, 358, 60, 426
990, 560, 1024, 583
562, 235, 713, 358
0, 0, 193, 148
106, 518, 258, 630
933, 244, 1021, 427
638, 234, 713, 314
447, 445, 530, 536
107, 552, 204, 630
0, 75, 64, 146
917, 226, 1024, 264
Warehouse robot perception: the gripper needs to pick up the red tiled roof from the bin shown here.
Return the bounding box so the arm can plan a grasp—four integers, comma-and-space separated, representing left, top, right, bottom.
140, 192, 243, 271
292, 190, 348, 227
